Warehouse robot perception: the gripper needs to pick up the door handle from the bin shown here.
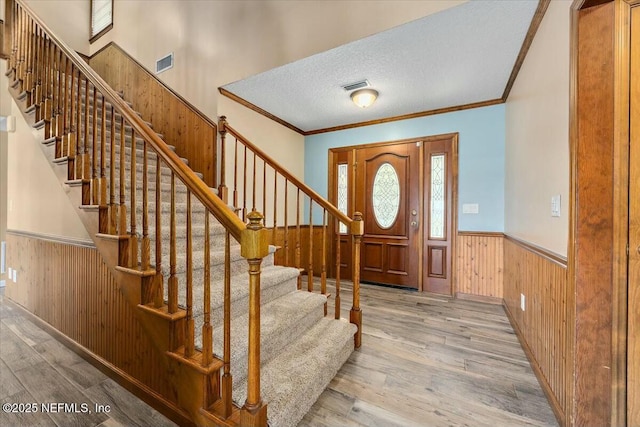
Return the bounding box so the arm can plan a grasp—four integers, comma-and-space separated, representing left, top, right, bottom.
411, 221, 418, 228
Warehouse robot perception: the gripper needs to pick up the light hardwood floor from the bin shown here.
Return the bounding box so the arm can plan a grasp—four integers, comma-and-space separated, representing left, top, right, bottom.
300, 280, 558, 427
0, 281, 558, 427
0, 288, 178, 427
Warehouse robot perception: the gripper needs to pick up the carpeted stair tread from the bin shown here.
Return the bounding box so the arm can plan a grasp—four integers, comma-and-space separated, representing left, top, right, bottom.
197, 290, 328, 386
233, 318, 357, 427
168, 264, 300, 325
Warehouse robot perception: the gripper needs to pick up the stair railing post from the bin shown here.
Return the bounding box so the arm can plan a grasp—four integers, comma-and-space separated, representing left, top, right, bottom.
218, 116, 228, 204
240, 209, 269, 427
350, 212, 364, 348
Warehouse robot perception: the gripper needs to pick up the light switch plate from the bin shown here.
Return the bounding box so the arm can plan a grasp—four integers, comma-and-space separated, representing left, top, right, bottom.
551, 195, 561, 217
462, 203, 479, 214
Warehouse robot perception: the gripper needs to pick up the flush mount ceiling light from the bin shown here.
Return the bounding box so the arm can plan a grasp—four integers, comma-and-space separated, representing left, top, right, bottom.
350, 88, 378, 108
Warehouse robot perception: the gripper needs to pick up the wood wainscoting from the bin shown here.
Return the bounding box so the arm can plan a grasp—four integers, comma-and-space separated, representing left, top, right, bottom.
455, 232, 504, 302
4, 231, 190, 425
503, 235, 568, 426
89, 43, 217, 187
271, 225, 329, 279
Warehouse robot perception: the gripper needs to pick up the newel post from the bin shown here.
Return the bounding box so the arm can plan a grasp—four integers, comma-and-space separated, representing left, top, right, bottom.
217, 116, 229, 204
350, 212, 364, 348
240, 210, 269, 427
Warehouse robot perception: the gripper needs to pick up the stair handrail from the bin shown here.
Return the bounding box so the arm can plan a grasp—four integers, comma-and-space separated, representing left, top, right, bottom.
14, 0, 246, 242
218, 116, 363, 350
8, 1, 268, 424
219, 117, 354, 229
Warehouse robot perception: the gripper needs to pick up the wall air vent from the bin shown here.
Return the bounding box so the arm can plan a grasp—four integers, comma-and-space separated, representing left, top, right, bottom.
156, 53, 174, 74
341, 79, 370, 92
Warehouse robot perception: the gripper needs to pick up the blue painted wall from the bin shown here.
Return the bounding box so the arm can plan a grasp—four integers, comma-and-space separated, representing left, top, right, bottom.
304, 104, 505, 231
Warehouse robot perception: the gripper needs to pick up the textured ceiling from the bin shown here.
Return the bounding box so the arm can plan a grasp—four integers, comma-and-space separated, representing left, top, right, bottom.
221, 0, 540, 134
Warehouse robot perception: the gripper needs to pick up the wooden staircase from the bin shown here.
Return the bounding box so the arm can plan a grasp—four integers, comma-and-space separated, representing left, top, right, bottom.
3, 1, 364, 427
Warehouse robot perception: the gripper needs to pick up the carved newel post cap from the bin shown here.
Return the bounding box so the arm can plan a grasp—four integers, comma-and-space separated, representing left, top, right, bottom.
247, 209, 264, 230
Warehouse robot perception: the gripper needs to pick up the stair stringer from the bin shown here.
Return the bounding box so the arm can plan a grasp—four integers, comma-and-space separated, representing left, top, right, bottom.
8, 86, 240, 427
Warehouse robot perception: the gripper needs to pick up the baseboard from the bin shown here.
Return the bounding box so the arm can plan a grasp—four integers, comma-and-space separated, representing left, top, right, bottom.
502, 301, 566, 427
3, 297, 196, 427
455, 292, 502, 305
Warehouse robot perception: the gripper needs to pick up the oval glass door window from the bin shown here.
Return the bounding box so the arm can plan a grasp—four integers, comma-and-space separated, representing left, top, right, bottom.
372, 162, 400, 228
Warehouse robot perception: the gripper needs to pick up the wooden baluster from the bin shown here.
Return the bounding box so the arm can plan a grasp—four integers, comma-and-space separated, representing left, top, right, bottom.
29, 20, 37, 107
33, 26, 42, 117
108, 104, 116, 233
66, 65, 76, 181
252, 150, 257, 212
243, 144, 247, 221
308, 199, 314, 292
36, 28, 45, 122
221, 231, 233, 418
91, 86, 98, 204
201, 212, 212, 367
335, 216, 341, 320
74, 69, 82, 180
119, 115, 127, 235
130, 127, 138, 267
11, 2, 19, 75
141, 140, 150, 270
185, 191, 194, 358
262, 160, 266, 219
17, 6, 25, 88
98, 94, 107, 233
54, 49, 63, 151
284, 180, 289, 266
43, 37, 52, 139
321, 209, 327, 315
61, 54, 69, 157
233, 137, 239, 212
295, 188, 301, 289
25, 16, 33, 99
23, 15, 32, 98
100, 95, 107, 207
218, 116, 228, 203
240, 210, 269, 427
350, 212, 364, 349
272, 171, 277, 246
154, 152, 163, 308
8, 2, 15, 76
48, 42, 55, 137
83, 79, 90, 181
168, 172, 178, 314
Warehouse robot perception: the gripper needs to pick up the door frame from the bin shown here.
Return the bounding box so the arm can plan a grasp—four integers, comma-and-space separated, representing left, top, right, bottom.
328, 133, 458, 293
569, 0, 637, 424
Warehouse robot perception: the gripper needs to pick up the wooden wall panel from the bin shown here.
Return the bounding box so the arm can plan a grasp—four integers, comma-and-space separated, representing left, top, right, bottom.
503, 236, 568, 426
4, 232, 179, 410
89, 43, 217, 187
271, 225, 331, 280
455, 232, 503, 300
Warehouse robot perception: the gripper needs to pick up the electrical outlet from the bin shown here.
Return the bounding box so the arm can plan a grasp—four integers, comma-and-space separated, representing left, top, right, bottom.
520, 293, 526, 311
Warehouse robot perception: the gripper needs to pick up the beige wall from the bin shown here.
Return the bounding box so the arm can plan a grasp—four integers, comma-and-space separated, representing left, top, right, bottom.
504, 0, 570, 257
83, 1, 465, 189
23, 0, 90, 54
5, 97, 91, 242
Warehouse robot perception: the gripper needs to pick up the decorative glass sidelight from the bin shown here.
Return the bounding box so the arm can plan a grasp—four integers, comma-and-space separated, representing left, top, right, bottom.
372, 163, 401, 229
337, 164, 348, 233
430, 154, 446, 239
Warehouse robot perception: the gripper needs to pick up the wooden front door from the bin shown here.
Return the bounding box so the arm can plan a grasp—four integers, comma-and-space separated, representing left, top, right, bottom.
355, 142, 421, 288
329, 134, 457, 293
